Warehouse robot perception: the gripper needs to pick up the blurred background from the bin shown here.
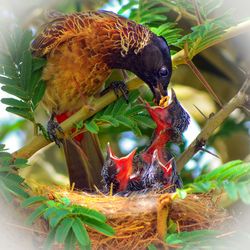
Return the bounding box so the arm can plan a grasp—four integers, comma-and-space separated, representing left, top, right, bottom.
0, 0, 249, 249
1, 0, 249, 187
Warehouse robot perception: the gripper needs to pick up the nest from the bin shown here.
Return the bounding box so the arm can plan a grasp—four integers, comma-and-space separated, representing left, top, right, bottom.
31, 185, 228, 250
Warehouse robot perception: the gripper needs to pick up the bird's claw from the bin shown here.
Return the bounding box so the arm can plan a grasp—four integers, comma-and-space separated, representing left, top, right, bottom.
47, 113, 64, 147
101, 80, 129, 103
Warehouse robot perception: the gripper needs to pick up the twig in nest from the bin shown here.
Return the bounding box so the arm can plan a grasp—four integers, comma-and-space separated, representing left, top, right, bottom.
177, 77, 250, 172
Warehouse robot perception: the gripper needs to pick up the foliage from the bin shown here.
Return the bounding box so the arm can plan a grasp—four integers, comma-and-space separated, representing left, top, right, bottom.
21, 195, 115, 250
0, 144, 29, 202
165, 229, 222, 249
83, 90, 156, 136
0, 143, 115, 249
175, 13, 241, 59
182, 160, 250, 204
117, 0, 245, 58
0, 27, 46, 123
118, 0, 182, 49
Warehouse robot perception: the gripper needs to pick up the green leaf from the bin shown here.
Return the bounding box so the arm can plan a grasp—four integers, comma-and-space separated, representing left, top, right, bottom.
168, 219, 177, 234
0, 181, 13, 202
44, 227, 56, 250
32, 57, 46, 71
0, 151, 12, 158
49, 209, 70, 228
0, 75, 19, 85
4, 173, 24, 184
196, 160, 242, 182
125, 104, 144, 116
112, 97, 127, 115
128, 90, 140, 103
189, 182, 213, 193
32, 80, 46, 107
72, 218, 90, 246
13, 158, 28, 167
85, 120, 99, 134
6, 106, 34, 121
147, 244, 158, 250
21, 196, 48, 208
17, 30, 33, 60
223, 182, 238, 202
60, 197, 71, 206
64, 229, 76, 250
20, 50, 32, 89
44, 207, 58, 220
1, 85, 28, 100
0, 166, 12, 172
82, 217, 115, 236
176, 189, 187, 199
72, 206, 106, 223
1, 98, 30, 109
115, 115, 136, 129
238, 183, 250, 204
133, 114, 156, 129
118, 0, 138, 14
28, 69, 41, 95
55, 217, 74, 243
96, 115, 120, 127
2, 180, 29, 198
166, 230, 219, 245
26, 204, 48, 225
166, 234, 183, 245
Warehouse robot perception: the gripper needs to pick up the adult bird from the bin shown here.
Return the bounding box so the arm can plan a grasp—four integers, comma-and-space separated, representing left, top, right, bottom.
31, 10, 172, 190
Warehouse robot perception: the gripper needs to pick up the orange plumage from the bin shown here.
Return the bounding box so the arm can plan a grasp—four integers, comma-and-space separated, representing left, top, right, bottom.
31, 10, 152, 114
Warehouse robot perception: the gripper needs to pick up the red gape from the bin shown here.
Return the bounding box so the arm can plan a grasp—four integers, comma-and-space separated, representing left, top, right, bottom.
102, 144, 137, 193
101, 89, 189, 194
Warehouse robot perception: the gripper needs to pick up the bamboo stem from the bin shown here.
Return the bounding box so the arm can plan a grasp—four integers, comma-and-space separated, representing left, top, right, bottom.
13, 78, 143, 159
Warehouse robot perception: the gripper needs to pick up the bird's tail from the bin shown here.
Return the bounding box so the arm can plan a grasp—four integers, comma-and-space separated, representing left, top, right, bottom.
56, 113, 104, 191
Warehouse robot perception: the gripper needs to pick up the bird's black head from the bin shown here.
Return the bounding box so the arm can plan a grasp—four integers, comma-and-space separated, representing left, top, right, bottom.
129, 35, 172, 103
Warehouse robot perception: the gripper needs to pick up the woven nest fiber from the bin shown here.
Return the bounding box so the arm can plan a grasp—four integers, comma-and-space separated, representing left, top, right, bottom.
32, 186, 227, 250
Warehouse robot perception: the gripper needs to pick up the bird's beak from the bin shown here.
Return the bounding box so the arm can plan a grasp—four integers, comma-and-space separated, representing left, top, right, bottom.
152, 81, 168, 104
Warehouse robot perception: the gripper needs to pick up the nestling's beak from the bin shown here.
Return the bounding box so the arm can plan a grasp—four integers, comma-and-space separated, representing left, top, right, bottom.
107, 143, 137, 191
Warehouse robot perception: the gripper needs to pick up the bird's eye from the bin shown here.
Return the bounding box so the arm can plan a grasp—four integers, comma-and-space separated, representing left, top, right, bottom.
159, 66, 168, 77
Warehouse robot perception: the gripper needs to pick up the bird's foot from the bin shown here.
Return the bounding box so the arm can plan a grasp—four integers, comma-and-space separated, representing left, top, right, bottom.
101, 80, 129, 103
47, 112, 64, 147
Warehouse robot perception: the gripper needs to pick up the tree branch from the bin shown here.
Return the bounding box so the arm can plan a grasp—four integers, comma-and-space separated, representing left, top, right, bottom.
13, 78, 144, 159
176, 78, 250, 172
12, 19, 250, 159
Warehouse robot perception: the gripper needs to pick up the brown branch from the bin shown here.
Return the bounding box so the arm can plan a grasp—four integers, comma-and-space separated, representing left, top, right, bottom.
186, 59, 223, 107
176, 78, 250, 172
